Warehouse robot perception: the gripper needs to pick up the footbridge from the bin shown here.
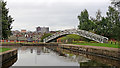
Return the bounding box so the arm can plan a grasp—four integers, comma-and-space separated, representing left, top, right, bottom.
43, 29, 108, 43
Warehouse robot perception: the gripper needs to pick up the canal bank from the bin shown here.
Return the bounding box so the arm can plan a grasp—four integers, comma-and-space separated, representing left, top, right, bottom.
2, 43, 59, 46
46, 46, 120, 67
58, 44, 120, 60
0, 48, 17, 68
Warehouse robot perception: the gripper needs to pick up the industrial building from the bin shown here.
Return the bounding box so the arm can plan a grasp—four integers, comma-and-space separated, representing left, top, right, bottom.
36, 27, 49, 33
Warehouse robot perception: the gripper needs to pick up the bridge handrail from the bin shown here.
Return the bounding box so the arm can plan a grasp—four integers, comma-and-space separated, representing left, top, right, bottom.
43, 29, 108, 43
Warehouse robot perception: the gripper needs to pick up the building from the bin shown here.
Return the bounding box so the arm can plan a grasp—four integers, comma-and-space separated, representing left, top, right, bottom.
50, 31, 56, 34
12, 30, 20, 35
36, 27, 49, 33
21, 29, 27, 33
36, 27, 41, 32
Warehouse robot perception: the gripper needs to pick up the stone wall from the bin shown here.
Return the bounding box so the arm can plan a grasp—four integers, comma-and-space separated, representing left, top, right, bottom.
0, 48, 17, 68
59, 44, 119, 60
2, 43, 59, 46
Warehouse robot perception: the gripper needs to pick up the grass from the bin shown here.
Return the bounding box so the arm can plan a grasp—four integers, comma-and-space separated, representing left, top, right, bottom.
0, 48, 11, 52
73, 43, 119, 48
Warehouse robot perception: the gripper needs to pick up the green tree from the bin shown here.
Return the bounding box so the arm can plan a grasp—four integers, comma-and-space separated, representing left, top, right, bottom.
78, 9, 95, 31
96, 10, 102, 22
106, 6, 119, 39
60, 34, 90, 43
61, 34, 81, 43
77, 6, 120, 42
0, 1, 2, 39
91, 10, 103, 34
1, 1, 14, 39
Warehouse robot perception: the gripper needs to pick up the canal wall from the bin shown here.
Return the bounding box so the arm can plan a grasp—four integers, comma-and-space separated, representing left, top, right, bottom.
2, 57, 17, 68
20, 43, 59, 46
59, 48, 120, 67
0, 48, 17, 67
58, 44, 120, 60
2, 43, 59, 46
46, 46, 120, 67
2, 43, 21, 46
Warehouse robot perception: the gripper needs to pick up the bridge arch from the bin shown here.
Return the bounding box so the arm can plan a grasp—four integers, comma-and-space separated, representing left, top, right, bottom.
43, 29, 108, 43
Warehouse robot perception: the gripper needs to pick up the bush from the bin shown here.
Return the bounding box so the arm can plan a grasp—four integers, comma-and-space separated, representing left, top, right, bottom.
90, 41, 98, 43
41, 33, 52, 42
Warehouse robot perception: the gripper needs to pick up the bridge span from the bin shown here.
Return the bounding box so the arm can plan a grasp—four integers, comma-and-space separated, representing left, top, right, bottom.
43, 29, 108, 43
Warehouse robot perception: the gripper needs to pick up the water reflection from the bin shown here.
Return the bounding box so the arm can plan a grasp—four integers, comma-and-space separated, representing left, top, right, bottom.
12, 46, 79, 66
2, 46, 119, 67
30, 49, 33, 53
46, 46, 120, 67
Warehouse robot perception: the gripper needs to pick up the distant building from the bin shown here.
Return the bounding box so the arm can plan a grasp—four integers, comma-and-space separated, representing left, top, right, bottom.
36, 27, 49, 33
12, 30, 20, 35
21, 29, 26, 33
36, 27, 41, 32
50, 31, 56, 34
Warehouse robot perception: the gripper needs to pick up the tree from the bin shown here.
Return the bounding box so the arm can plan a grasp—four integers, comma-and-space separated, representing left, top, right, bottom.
61, 34, 81, 43
0, 1, 2, 39
91, 10, 103, 34
1, 1, 14, 39
78, 9, 89, 30
106, 6, 119, 39
96, 10, 102, 22
78, 9, 95, 31
111, 0, 120, 44
60, 34, 91, 43
41, 33, 52, 42
78, 6, 120, 42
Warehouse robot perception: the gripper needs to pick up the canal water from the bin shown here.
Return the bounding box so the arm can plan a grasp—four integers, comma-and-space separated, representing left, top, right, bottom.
2, 46, 119, 67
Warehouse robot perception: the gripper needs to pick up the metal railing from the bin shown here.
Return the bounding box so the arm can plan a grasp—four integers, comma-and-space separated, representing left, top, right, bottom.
43, 29, 108, 43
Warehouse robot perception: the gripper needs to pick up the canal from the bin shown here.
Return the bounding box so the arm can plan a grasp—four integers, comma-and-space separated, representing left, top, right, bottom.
2, 46, 119, 67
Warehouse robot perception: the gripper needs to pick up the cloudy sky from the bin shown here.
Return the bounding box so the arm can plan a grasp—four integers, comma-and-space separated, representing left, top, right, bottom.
5, 0, 111, 31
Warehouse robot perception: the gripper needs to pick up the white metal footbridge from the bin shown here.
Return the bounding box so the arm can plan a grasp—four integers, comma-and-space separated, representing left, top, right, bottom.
43, 29, 108, 43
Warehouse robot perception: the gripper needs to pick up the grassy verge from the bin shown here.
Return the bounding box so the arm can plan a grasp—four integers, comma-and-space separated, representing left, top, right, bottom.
73, 43, 119, 48
0, 48, 11, 52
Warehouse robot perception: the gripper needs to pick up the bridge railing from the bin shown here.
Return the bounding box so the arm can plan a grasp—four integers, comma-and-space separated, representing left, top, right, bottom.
44, 29, 108, 43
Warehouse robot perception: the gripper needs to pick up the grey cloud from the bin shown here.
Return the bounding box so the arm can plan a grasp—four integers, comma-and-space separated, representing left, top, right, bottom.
6, 0, 110, 31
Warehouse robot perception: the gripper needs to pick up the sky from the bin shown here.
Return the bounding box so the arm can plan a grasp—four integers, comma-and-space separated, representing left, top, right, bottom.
5, 0, 111, 31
